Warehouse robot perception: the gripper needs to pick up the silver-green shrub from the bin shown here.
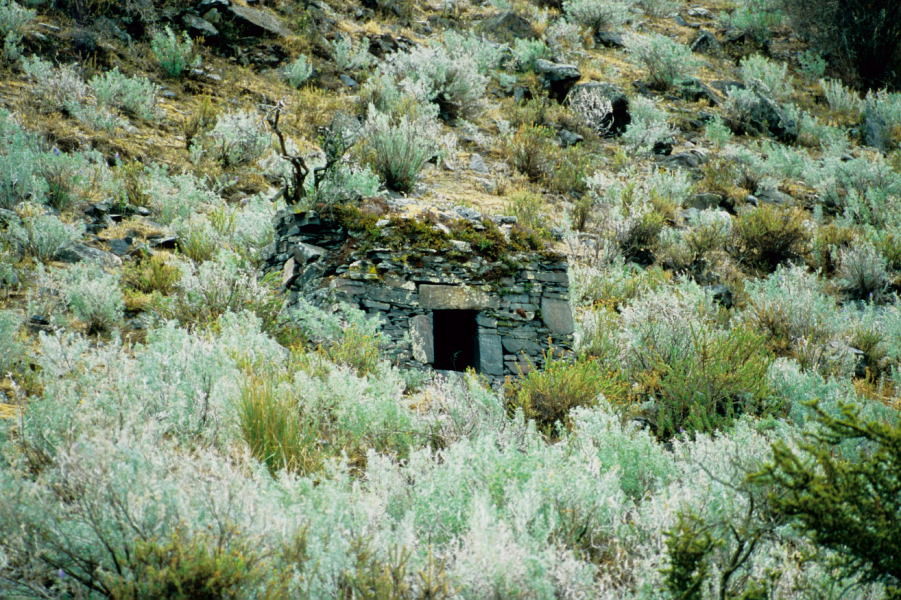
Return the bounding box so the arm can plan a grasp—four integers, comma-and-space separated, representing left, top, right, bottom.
309, 163, 380, 206
568, 85, 615, 135
562, 0, 631, 33
0, 0, 33, 60
864, 88, 901, 131
361, 105, 441, 192
719, 0, 782, 43
382, 43, 487, 120
90, 67, 159, 119
636, 0, 678, 17
743, 265, 856, 376
5, 205, 84, 261
329, 35, 373, 73
59, 263, 124, 333
206, 109, 271, 167
281, 54, 313, 87
0, 309, 23, 374
441, 30, 506, 74
511, 37, 551, 72
21, 55, 89, 113
142, 164, 222, 224
739, 54, 794, 102
160, 250, 277, 325
0, 115, 45, 208
150, 26, 198, 77
625, 33, 699, 90
820, 78, 864, 115
621, 95, 675, 154
21, 55, 124, 131
835, 243, 890, 300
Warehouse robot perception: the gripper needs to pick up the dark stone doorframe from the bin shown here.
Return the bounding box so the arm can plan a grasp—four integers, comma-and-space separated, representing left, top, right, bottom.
432, 310, 479, 372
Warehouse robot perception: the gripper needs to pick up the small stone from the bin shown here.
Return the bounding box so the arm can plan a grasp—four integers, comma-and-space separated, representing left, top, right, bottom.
661, 150, 708, 169
468, 153, 489, 173
558, 129, 583, 147
183, 14, 219, 38
282, 257, 297, 287
594, 30, 625, 48
107, 238, 132, 256
362, 299, 391, 311
686, 192, 723, 210
56, 243, 122, 268
449, 240, 472, 253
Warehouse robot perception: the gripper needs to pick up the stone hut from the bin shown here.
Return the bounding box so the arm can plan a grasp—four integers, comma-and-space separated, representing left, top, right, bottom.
266, 207, 575, 377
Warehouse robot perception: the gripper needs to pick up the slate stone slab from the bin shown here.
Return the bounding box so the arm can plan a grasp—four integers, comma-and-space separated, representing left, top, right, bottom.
411, 314, 434, 364
541, 297, 574, 335
419, 284, 497, 310
478, 329, 504, 376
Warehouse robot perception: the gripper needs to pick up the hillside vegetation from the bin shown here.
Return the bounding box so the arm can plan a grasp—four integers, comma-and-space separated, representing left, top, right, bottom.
0, 0, 899, 598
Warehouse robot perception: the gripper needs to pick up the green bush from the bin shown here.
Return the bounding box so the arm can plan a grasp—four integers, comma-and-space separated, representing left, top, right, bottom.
625, 33, 699, 90
123, 253, 182, 295
649, 326, 776, 440
756, 401, 901, 593
731, 205, 811, 272
239, 376, 320, 474
835, 243, 891, 301
38, 150, 93, 211
104, 528, 270, 600
505, 351, 609, 436
511, 38, 551, 72
150, 26, 199, 78
508, 124, 557, 181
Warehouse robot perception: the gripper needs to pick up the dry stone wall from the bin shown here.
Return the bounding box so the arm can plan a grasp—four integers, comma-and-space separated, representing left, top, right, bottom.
266, 209, 575, 377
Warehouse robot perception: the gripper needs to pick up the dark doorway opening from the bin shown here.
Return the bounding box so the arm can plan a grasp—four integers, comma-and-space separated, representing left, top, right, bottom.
433, 310, 479, 371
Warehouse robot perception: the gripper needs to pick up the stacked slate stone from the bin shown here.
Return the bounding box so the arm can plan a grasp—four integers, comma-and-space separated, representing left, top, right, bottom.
265, 209, 575, 378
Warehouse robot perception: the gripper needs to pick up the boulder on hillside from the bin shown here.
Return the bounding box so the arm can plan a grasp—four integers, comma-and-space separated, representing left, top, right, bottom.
196, 0, 291, 39
726, 89, 798, 143
534, 59, 581, 103
690, 29, 720, 54
478, 12, 538, 43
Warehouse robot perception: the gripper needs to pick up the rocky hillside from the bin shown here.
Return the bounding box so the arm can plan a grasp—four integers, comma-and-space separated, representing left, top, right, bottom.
0, 0, 899, 598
